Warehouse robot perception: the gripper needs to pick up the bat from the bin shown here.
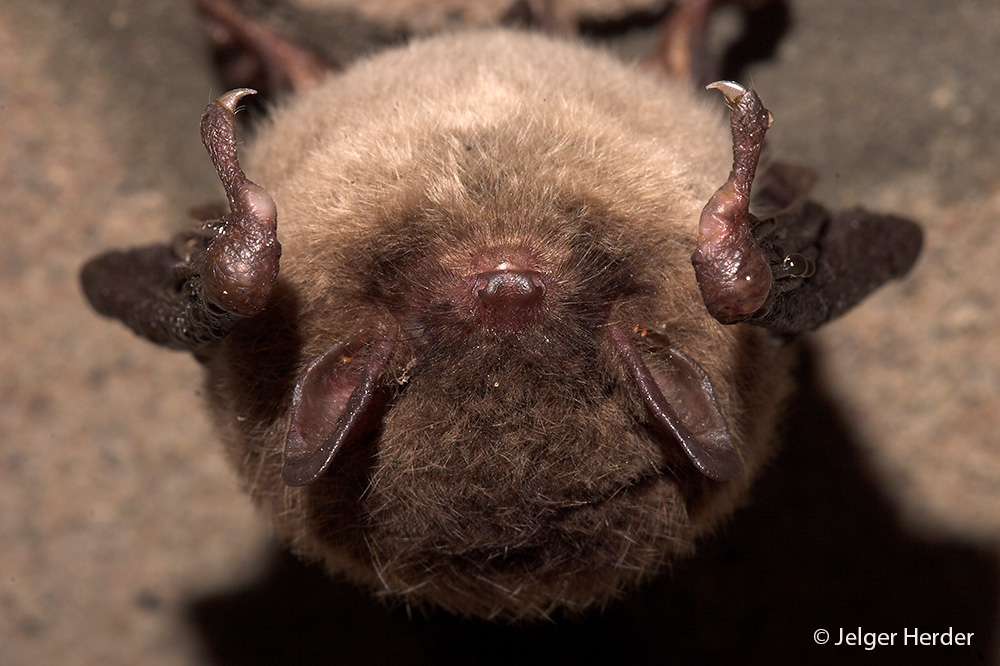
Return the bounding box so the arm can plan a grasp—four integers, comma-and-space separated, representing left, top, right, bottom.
80, 5, 921, 621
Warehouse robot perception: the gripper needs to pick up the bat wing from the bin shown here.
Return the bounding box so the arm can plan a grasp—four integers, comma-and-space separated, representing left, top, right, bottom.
693, 82, 923, 334
748, 198, 922, 334
80, 89, 281, 350
80, 233, 244, 350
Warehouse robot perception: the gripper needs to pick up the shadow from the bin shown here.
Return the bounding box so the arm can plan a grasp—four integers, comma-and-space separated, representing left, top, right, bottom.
199, 0, 408, 120
719, 0, 792, 84
578, 0, 792, 89
187, 344, 998, 665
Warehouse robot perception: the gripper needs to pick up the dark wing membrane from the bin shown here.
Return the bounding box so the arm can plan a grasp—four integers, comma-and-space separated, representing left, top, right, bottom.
80, 236, 244, 350
749, 204, 923, 334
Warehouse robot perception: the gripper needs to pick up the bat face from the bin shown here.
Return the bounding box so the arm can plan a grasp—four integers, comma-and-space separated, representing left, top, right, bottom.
81, 26, 918, 620
196, 31, 791, 619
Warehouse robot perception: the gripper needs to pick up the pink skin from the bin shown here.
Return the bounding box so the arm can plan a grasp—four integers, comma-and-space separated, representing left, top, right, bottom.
691, 81, 774, 324
199, 88, 282, 316
465, 248, 548, 335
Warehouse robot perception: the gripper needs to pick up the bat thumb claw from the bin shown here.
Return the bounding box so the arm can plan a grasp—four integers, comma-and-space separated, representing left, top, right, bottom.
215, 87, 257, 114
706, 80, 748, 104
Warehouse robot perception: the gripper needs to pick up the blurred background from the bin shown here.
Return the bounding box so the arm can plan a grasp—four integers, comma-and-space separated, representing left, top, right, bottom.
2, 0, 998, 663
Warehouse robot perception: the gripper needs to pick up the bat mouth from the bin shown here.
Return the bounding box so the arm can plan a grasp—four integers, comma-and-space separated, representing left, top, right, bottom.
569, 471, 662, 509
559, 461, 693, 518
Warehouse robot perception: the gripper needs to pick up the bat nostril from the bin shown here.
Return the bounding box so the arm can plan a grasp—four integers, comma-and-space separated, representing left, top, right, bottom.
473, 269, 546, 310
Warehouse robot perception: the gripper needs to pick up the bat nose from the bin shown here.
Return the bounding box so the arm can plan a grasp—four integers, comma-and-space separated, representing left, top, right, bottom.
473, 269, 546, 310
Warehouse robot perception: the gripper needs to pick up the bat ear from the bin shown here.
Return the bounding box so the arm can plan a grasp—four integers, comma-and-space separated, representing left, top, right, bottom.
283, 325, 397, 487
609, 325, 741, 481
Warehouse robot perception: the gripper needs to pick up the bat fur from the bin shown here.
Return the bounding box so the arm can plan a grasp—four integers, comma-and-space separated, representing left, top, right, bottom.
199, 30, 792, 620
82, 14, 921, 620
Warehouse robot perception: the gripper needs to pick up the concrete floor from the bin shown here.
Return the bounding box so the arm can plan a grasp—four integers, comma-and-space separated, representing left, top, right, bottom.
2, 0, 998, 664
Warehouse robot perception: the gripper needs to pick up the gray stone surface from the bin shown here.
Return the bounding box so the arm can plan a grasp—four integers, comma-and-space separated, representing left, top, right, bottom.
2, 1, 998, 664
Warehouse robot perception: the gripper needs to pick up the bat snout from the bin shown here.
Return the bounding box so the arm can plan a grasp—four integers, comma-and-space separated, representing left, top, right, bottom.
473, 268, 546, 310
458, 252, 550, 335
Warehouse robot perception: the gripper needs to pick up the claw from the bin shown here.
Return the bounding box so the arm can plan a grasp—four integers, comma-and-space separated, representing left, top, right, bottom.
216, 87, 258, 114
705, 80, 747, 105
705, 81, 774, 128
79, 88, 282, 350
199, 88, 281, 316
691, 82, 774, 323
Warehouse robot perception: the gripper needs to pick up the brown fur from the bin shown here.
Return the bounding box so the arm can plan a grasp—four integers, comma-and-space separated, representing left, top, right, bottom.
202, 30, 793, 620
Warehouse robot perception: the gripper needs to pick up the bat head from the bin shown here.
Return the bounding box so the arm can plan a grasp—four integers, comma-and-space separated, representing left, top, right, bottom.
204, 84, 789, 618
82, 29, 918, 620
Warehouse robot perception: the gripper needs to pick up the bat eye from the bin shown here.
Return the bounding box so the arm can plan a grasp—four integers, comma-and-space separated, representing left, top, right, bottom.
779, 253, 815, 278
473, 269, 546, 310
